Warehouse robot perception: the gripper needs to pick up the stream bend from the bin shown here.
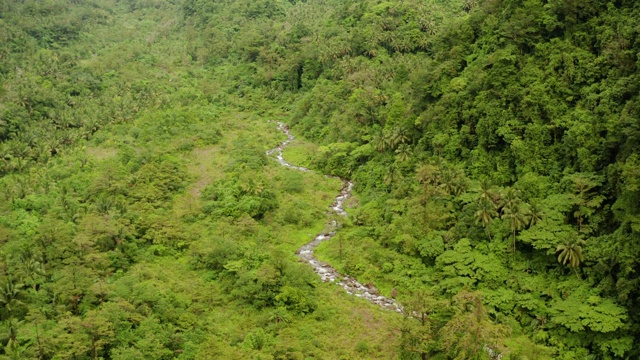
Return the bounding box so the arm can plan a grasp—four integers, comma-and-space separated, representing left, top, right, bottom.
267, 122, 504, 359
267, 122, 402, 313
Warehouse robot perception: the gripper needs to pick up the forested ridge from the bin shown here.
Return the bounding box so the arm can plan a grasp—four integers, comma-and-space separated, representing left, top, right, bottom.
1, 0, 639, 359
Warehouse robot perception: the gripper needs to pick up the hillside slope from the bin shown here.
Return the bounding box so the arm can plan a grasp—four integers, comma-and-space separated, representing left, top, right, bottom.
184, 0, 640, 358
1, 0, 639, 359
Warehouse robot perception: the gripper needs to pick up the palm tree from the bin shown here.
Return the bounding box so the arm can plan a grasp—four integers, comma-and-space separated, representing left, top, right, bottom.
4, 319, 19, 344
0, 278, 25, 314
393, 126, 410, 146
94, 194, 113, 215
439, 168, 456, 196
528, 202, 545, 227
19, 253, 45, 290
416, 164, 440, 188
478, 179, 494, 204
416, 164, 441, 198
47, 133, 62, 157
463, 0, 478, 12
475, 199, 497, 241
82, 118, 101, 139
2, 337, 30, 360
386, 131, 400, 150
500, 188, 521, 211
556, 236, 585, 279
383, 165, 401, 191
416, 164, 441, 227
439, 167, 468, 197
500, 189, 528, 258
420, 18, 437, 36
11, 156, 29, 173
390, 36, 411, 53
395, 143, 412, 162
33, 143, 50, 163
371, 131, 387, 152
17, 129, 37, 147
9, 142, 30, 160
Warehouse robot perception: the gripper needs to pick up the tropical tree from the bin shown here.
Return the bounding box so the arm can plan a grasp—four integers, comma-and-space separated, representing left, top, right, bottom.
371, 131, 387, 152
439, 291, 508, 360
478, 179, 498, 205
18, 253, 45, 291
94, 193, 113, 215
268, 307, 290, 326
416, 163, 441, 225
0, 278, 25, 316
463, 0, 478, 12
82, 309, 115, 360
389, 126, 410, 148
528, 202, 545, 227
475, 199, 497, 241
398, 289, 443, 360
383, 164, 402, 191
566, 173, 604, 234
439, 166, 467, 197
2, 337, 30, 360
395, 143, 412, 162
416, 164, 440, 188
500, 188, 529, 258
556, 235, 585, 279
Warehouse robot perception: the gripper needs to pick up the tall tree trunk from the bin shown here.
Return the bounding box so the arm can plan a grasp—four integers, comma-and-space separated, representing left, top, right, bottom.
485, 226, 492, 241
513, 229, 516, 259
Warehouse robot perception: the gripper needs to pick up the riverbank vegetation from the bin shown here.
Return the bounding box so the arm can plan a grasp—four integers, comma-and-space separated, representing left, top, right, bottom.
1, 0, 639, 358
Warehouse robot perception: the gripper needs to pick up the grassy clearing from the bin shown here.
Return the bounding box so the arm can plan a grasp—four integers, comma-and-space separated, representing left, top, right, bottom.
281, 139, 319, 170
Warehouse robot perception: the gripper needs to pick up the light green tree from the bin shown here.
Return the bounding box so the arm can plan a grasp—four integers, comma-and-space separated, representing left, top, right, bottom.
439, 291, 508, 360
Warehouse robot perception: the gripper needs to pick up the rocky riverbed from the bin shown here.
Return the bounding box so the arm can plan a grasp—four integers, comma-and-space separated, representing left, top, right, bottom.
267, 121, 402, 313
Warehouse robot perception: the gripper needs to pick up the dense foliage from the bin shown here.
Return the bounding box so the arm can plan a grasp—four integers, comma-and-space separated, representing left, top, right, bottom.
1, 0, 639, 359
0, 1, 401, 359
182, 0, 640, 358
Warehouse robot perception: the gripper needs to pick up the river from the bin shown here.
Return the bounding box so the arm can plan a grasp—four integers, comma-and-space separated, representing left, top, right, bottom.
267, 122, 402, 313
